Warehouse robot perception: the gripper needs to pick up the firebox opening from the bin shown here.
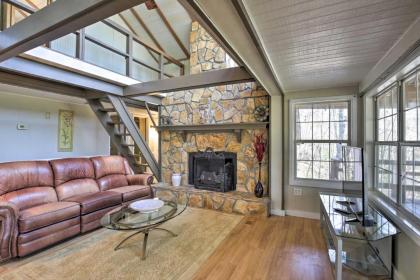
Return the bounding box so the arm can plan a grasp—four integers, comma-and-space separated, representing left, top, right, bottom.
188, 148, 237, 192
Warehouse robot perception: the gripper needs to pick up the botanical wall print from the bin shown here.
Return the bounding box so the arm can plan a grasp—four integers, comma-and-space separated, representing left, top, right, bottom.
58, 110, 74, 152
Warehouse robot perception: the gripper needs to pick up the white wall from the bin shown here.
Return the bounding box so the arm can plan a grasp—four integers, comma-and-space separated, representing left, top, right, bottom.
270, 95, 283, 214
0, 91, 110, 162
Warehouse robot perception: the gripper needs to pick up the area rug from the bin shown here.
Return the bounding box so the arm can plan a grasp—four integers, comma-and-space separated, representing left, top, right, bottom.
0, 208, 242, 280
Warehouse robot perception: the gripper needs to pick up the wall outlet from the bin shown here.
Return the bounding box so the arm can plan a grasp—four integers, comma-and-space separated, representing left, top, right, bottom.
293, 187, 302, 196
16, 123, 29, 130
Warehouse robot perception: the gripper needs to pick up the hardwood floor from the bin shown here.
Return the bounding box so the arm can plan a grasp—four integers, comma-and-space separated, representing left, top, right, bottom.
193, 215, 333, 280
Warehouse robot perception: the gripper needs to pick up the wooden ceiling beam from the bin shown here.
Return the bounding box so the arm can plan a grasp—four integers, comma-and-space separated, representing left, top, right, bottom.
22, 0, 40, 10
0, 0, 147, 63
124, 67, 253, 96
154, 3, 190, 58
0, 57, 124, 95
129, 8, 165, 52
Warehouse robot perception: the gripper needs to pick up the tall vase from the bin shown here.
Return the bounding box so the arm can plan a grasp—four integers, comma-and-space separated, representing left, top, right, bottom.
254, 162, 264, 198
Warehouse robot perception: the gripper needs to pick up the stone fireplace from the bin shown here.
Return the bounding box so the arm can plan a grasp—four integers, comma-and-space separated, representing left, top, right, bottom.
188, 149, 237, 192
160, 22, 269, 195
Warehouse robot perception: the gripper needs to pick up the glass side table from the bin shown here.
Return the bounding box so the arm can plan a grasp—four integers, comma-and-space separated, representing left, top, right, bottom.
320, 193, 399, 280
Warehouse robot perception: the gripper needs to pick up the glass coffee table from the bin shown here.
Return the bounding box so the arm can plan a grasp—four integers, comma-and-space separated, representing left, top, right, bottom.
101, 197, 187, 260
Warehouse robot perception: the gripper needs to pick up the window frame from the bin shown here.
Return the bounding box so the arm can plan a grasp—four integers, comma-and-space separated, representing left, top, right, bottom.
373, 68, 420, 222
289, 95, 358, 188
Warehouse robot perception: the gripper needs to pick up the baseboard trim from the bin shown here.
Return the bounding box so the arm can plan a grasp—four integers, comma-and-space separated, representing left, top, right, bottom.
270, 208, 285, 216
285, 210, 319, 220
393, 266, 406, 280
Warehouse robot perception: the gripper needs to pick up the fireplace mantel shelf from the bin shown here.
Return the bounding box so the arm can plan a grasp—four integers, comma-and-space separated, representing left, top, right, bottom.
153, 122, 269, 142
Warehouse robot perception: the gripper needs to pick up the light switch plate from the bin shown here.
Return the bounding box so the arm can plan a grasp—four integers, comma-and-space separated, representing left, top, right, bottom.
17, 123, 29, 130
293, 187, 302, 196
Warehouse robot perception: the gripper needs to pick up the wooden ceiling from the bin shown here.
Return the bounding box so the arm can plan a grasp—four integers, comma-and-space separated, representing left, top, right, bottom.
243, 0, 420, 92
111, 0, 192, 62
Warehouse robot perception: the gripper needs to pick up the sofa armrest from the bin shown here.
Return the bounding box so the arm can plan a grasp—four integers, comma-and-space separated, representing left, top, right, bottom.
0, 201, 19, 261
126, 173, 154, 186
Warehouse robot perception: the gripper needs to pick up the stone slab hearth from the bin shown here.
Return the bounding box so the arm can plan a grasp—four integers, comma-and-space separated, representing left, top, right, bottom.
153, 183, 270, 217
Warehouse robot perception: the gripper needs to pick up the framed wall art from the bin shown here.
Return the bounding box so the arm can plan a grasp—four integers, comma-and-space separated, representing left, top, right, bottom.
58, 110, 74, 152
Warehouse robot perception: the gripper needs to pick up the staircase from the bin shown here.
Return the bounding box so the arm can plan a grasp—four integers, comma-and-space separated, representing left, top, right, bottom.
87, 96, 160, 180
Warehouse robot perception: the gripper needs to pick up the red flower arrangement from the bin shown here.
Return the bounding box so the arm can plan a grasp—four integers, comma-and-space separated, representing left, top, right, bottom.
253, 134, 266, 163
253, 133, 266, 198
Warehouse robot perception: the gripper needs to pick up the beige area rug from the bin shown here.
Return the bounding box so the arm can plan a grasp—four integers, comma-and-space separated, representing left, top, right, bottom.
0, 208, 242, 280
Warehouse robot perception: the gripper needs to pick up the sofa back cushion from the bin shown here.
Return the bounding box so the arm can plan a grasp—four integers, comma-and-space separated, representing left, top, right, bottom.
50, 158, 99, 200
91, 156, 129, 191
0, 187, 58, 211
0, 161, 57, 210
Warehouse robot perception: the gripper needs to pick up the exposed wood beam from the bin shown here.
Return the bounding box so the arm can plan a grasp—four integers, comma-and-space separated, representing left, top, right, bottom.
124, 96, 161, 108
2, 0, 34, 14
14, 6, 29, 18
0, 57, 124, 95
124, 67, 253, 96
154, 3, 190, 58
118, 13, 159, 65
129, 8, 165, 52
0, 0, 147, 63
0, 71, 100, 99
22, 0, 39, 10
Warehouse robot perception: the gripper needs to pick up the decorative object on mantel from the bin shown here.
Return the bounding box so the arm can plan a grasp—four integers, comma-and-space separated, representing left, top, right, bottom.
253, 133, 267, 198
172, 173, 182, 187
160, 115, 172, 125
254, 105, 269, 122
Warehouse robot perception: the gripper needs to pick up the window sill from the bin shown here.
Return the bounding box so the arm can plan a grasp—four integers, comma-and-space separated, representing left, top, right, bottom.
369, 191, 420, 246
290, 178, 343, 189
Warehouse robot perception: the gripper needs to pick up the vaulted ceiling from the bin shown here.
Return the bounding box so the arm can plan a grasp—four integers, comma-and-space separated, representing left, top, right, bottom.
242, 0, 420, 92
110, 0, 191, 62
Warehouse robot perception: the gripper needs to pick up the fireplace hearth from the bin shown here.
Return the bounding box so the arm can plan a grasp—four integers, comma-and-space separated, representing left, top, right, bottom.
188, 148, 236, 192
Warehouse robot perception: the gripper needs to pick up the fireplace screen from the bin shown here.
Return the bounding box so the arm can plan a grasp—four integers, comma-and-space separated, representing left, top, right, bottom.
188, 148, 236, 192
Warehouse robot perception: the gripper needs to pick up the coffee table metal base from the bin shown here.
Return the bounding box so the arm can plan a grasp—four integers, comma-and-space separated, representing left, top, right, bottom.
114, 227, 177, 260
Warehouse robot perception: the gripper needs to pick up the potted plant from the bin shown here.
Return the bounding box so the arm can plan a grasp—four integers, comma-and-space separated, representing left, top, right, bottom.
253, 133, 266, 198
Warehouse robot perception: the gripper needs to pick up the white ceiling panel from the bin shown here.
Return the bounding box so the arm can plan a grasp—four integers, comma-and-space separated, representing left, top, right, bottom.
243, 0, 420, 92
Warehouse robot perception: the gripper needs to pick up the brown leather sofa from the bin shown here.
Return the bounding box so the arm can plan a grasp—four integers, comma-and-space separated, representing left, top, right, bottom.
0, 155, 153, 261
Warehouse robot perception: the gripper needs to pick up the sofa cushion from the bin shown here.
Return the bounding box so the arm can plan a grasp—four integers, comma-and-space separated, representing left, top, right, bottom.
55, 179, 100, 201
91, 156, 127, 179
0, 187, 58, 211
97, 174, 129, 191
18, 202, 80, 233
0, 161, 53, 195
108, 185, 151, 202
50, 158, 95, 186
64, 191, 122, 215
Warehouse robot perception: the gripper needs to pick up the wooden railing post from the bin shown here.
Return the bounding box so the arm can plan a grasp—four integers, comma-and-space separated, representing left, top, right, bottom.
0, 0, 4, 31
76, 29, 85, 60
127, 33, 133, 77
159, 53, 163, 80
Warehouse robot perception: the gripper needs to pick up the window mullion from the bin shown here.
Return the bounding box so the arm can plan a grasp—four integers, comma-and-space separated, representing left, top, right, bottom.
311, 105, 314, 179
397, 82, 403, 205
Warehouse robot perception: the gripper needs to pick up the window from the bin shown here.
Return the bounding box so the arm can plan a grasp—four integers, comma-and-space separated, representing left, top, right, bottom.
290, 97, 355, 188
374, 70, 420, 219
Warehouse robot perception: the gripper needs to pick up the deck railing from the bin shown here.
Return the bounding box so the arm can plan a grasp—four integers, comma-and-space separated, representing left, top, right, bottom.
0, 0, 185, 82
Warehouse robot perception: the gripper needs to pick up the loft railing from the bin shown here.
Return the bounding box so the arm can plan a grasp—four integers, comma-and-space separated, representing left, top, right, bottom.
0, 0, 185, 82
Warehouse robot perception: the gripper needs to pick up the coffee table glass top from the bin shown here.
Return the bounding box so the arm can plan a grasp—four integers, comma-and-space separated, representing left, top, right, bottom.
101, 198, 187, 231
